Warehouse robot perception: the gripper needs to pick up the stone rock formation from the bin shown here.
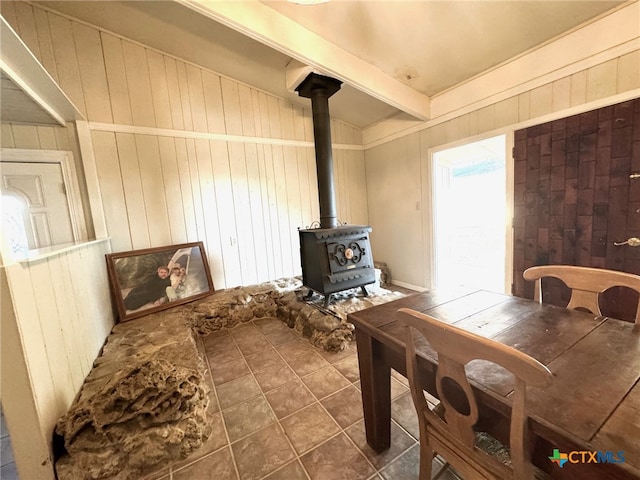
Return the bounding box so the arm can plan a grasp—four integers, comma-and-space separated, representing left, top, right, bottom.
55, 312, 211, 480
54, 276, 405, 479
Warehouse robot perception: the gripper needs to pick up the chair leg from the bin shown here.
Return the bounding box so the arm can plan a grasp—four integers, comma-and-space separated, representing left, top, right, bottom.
419, 444, 434, 480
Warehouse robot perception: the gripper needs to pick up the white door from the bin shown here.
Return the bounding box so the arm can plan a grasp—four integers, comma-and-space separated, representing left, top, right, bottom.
433, 135, 508, 293
1, 162, 75, 250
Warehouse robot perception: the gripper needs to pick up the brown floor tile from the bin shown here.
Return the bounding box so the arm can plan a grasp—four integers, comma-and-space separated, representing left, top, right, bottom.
265, 329, 299, 346
222, 395, 276, 442
140, 465, 169, 480
301, 365, 351, 400
263, 459, 308, 480
378, 443, 420, 480
300, 433, 376, 480
254, 318, 299, 345
202, 330, 236, 352
317, 345, 358, 364
280, 403, 341, 454
99, 293, 429, 480
320, 385, 364, 428
235, 335, 273, 356
216, 375, 262, 410
231, 423, 296, 480
391, 375, 410, 400
275, 338, 315, 362
391, 392, 419, 440
287, 350, 330, 377
391, 368, 409, 387
211, 356, 251, 385
207, 343, 243, 365
230, 323, 262, 340
333, 354, 360, 383
345, 419, 416, 470
253, 317, 290, 334
253, 362, 298, 392
265, 379, 316, 419
244, 347, 284, 373
438, 463, 464, 480
378, 446, 454, 480
173, 447, 237, 480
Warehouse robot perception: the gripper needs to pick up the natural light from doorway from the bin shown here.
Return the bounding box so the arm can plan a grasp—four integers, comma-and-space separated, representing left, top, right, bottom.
433, 134, 507, 293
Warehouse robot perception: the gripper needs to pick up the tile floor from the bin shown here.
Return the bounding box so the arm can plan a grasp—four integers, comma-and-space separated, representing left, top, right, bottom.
142, 316, 463, 480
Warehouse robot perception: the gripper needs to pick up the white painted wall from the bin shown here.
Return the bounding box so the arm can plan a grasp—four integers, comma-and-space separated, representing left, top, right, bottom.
0, 240, 114, 480
366, 132, 425, 288
1, 2, 368, 290
0, 3, 637, 479
365, 47, 640, 289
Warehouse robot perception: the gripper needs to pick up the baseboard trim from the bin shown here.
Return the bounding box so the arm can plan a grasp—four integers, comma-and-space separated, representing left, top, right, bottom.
390, 280, 427, 292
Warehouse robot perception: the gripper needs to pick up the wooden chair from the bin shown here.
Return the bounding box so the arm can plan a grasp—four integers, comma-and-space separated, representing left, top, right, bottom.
523, 265, 640, 323
398, 308, 552, 480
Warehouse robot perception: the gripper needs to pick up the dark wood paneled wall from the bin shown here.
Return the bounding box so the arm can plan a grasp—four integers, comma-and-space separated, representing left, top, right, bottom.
513, 98, 640, 320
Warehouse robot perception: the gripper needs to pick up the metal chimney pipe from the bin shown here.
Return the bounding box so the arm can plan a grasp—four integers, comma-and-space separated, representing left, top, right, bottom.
295, 73, 342, 229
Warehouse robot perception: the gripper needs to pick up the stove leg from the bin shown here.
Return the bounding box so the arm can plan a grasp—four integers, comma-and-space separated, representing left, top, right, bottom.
304, 289, 315, 300
324, 294, 333, 307
361, 286, 369, 297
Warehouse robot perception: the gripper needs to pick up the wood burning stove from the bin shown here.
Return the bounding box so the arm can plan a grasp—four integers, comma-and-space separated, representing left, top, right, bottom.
295, 73, 376, 306
299, 225, 376, 306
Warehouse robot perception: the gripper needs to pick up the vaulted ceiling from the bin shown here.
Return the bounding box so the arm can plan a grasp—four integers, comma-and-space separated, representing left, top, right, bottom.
16, 1, 632, 129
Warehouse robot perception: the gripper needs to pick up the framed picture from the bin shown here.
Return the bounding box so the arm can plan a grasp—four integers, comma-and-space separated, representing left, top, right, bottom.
106, 241, 214, 322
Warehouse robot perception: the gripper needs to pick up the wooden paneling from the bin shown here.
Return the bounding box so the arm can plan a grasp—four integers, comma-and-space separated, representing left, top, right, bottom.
2, 240, 114, 480
513, 98, 640, 321
101, 32, 132, 125
3, 4, 367, 289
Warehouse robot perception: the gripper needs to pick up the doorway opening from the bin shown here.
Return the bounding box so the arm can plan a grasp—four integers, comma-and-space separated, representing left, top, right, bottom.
433, 134, 508, 293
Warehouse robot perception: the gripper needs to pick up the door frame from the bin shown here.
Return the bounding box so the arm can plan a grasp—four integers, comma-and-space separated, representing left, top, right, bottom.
1, 148, 88, 244
423, 129, 515, 293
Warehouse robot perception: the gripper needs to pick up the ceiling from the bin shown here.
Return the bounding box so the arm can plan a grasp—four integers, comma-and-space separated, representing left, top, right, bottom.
1, 72, 61, 125
20, 1, 630, 129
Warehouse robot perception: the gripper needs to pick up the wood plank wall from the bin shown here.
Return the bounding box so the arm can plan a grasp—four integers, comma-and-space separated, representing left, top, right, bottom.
512, 98, 640, 320
1, 2, 368, 289
1, 240, 114, 480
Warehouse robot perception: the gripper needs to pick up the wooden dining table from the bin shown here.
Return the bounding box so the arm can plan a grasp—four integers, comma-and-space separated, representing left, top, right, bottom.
347, 289, 640, 480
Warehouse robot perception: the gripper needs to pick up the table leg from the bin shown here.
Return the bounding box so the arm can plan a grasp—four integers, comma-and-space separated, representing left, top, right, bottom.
356, 330, 391, 452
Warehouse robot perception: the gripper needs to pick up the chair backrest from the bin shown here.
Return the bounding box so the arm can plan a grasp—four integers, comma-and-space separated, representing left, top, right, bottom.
398, 308, 552, 480
523, 265, 640, 323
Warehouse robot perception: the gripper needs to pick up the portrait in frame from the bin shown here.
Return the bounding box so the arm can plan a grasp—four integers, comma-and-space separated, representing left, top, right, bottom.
106, 241, 214, 322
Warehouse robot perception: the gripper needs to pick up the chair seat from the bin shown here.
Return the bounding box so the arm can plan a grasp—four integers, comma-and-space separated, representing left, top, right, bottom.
431, 402, 552, 479
431, 403, 510, 464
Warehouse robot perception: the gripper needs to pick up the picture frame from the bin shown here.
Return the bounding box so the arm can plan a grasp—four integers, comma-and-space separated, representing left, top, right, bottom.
106, 241, 214, 322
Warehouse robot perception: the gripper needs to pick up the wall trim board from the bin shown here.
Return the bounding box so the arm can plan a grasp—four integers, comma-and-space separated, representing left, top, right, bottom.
10, 238, 111, 265
0, 16, 83, 126
365, 88, 640, 150
179, 0, 430, 121
88, 122, 365, 151
363, 0, 640, 147
390, 280, 427, 293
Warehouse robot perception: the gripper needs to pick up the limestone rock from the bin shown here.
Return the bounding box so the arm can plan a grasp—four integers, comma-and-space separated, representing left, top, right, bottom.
55, 312, 211, 480
54, 276, 405, 478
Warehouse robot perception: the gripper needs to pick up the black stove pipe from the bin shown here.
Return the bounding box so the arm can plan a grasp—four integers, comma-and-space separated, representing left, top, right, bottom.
295, 73, 343, 229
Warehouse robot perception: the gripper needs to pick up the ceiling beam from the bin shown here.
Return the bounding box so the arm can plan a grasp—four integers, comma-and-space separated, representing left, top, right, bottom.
178, 0, 431, 121
0, 16, 83, 125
